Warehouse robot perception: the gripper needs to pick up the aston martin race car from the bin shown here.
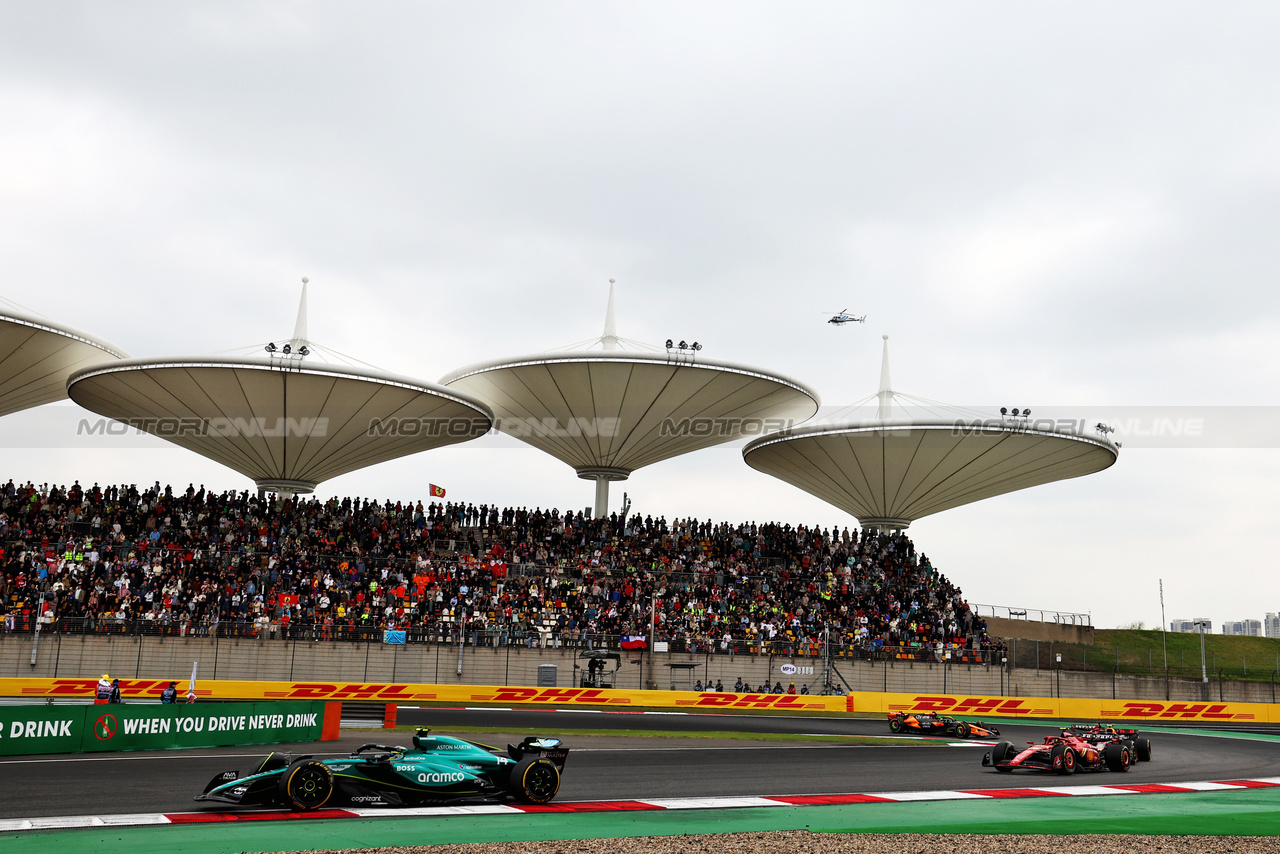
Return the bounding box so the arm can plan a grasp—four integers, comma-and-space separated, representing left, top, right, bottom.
196, 730, 568, 810
982, 732, 1133, 774
1064, 723, 1152, 761
888, 711, 1000, 738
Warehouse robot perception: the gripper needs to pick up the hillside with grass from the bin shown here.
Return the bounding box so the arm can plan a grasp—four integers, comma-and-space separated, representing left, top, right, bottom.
1005, 628, 1280, 683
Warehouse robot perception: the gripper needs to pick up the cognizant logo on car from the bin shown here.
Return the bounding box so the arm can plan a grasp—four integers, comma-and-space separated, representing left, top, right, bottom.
418, 771, 466, 783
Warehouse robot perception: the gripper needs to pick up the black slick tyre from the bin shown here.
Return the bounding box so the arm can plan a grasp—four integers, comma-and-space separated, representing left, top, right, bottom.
508, 756, 560, 804
279, 760, 334, 810
889, 718, 903, 733
954, 722, 969, 738
990, 741, 1016, 772
1135, 737, 1152, 761
1103, 742, 1131, 772
1051, 744, 1076, 775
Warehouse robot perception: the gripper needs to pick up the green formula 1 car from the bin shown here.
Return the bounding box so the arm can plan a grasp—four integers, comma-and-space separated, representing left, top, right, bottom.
196, 730, 568, 810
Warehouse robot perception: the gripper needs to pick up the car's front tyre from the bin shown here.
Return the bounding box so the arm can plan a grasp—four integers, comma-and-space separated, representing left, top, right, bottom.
279, 760, 334, 810
989, 741, 1016, 772
1051, 744, 1076, 775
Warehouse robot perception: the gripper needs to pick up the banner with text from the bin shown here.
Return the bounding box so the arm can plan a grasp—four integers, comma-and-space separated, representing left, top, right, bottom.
0, 701, 331, 756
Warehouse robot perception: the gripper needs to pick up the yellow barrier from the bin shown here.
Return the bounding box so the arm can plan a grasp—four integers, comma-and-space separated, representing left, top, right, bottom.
852, 690, 1276, 723
0, 677, 846, 713
2, 678, 1271, 723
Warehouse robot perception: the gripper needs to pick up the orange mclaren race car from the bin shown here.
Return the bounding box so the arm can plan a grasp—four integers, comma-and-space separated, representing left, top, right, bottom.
887, 711, 1000, 738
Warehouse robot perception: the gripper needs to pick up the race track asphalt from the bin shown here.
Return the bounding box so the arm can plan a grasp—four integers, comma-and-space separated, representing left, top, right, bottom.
1, 709, 1275, 820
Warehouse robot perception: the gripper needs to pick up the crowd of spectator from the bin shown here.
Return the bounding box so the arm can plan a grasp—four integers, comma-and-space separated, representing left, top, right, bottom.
0, 479, 999, 660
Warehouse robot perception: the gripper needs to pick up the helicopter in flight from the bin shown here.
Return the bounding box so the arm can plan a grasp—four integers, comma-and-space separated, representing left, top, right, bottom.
826, 309, 867, 326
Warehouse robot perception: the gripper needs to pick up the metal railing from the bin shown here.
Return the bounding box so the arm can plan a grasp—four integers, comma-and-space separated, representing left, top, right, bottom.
969, 603, 1091, 627
2, 615, 998, 665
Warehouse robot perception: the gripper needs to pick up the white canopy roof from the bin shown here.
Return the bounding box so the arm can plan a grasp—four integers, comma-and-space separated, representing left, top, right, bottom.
743, 419, 1117, 528
442, 349, 820, 478
68, 356, 492, 495
0, 308, 127, 417
742, 335, 1118, 528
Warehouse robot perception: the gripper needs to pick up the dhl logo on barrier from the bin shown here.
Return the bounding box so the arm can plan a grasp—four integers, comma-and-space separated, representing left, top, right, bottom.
21, 679, 211, 698
679, 693, 829, 711
263, 684, 439, 701
1101, 702, 1255, 721
888, 696, 1054, 716
469, 688, 631, 704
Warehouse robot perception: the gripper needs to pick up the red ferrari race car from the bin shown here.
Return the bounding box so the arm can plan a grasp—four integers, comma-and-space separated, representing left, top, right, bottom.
982, 731, 1135, 774
1064, 724, 1152, 762
888, 712, 1000, 738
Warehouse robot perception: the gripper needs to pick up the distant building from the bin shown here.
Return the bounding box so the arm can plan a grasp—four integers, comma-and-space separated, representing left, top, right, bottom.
1170, 618, 1213, 634
1266, 614, 1280, 639
1222, 620, 1262, 637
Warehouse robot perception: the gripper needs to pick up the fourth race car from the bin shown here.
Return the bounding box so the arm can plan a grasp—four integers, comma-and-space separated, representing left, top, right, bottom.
197, 729, 568, 809
888, 711, 1000, 738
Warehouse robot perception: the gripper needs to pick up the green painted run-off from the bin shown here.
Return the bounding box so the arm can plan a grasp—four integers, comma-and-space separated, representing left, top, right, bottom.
6, 789, 1280, 854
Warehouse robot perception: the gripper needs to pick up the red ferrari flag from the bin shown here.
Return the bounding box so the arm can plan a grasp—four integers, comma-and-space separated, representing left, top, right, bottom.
429, 484, 446, 498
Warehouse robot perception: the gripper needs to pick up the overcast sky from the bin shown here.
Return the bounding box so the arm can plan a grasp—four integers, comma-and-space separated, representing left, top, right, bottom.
1, 3, 1277, 632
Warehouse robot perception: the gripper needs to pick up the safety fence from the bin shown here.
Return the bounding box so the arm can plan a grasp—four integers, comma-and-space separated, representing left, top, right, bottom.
5, 617, 998, 667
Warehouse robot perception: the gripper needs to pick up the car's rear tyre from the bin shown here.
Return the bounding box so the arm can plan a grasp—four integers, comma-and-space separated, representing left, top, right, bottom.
954, 722, 970, 738
253, 752, 289, 776
1103, 742, 1132, 772
889, 718, 903, 733
509, 756, 560, 804
990, 740, 1016, 771
1134, 737, 1152, 762
1051, 744, 1076, 775
279, 760, 334, 810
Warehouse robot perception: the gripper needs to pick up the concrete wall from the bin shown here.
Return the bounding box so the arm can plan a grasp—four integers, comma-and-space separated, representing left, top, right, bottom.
2, 633, 1274, 704
986, 616, 1094, 645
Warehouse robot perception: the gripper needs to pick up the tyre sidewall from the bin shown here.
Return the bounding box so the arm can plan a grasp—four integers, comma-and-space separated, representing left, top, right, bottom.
509, 756, 560, 804
279, 760, 334, 810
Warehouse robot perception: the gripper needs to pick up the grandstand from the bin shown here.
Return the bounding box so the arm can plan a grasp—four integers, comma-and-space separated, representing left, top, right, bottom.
0, 478, 997, 665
